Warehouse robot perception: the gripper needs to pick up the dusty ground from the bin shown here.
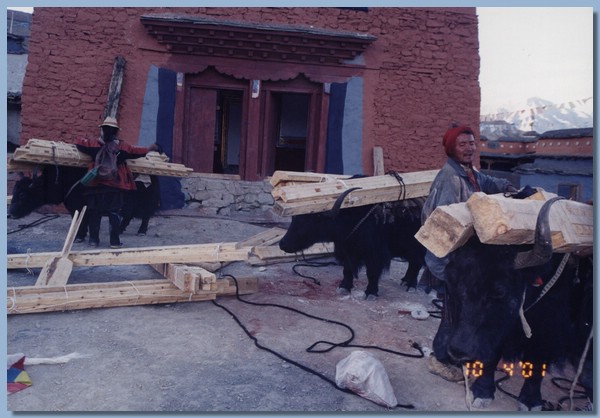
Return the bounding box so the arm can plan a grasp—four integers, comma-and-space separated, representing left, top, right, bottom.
6, 208, 587, 412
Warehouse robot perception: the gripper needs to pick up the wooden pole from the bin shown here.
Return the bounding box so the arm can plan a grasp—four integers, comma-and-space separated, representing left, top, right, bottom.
104, 56, 126, 120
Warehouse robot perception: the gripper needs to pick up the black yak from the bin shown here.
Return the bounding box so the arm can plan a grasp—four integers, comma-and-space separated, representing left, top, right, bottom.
279, 186, 426, 299
439, 197, 592, 410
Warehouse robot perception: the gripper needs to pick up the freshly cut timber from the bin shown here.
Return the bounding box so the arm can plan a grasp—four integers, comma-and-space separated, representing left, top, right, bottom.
271, 169, 439, 216
7, 242, 252, 269
415, 191, 593, 257
467, 192, 593, 252
7, 276, 258, 315
414, 202, 474, 258
9, 138, 193, 177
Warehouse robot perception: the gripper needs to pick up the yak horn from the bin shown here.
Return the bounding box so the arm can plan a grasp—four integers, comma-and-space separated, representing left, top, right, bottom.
325, 187, 362, 218
513, 196, 564, 269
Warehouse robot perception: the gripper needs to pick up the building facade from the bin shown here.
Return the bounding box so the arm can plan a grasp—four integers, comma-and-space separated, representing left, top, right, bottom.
20, 7, 480, 182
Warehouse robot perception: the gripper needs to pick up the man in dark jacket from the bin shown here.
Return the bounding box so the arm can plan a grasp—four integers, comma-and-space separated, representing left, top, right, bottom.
76, 117, 158, 248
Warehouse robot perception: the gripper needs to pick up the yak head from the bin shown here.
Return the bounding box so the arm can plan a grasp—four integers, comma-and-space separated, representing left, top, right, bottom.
9, 172, 45, 219
279, 187, 361, 253
444, 197, 564, 365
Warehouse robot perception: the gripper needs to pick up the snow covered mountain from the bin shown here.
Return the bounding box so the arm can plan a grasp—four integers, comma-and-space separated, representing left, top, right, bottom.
482, 97, 593, 133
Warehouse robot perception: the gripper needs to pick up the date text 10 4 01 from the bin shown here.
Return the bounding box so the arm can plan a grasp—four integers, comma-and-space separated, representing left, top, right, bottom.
465, 361, 547, 378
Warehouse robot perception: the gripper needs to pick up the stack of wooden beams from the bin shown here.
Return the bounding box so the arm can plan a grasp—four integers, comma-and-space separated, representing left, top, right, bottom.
7, 227, 335, 314
415, 190, 593, 258
8, 138, 193, 177
270, 169, 439, 216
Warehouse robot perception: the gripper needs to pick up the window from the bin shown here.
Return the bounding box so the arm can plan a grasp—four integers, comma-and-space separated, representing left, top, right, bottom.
557, 183, 580, 200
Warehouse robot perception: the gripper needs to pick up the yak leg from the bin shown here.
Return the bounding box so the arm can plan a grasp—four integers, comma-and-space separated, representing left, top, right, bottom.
136, 215, 150, 235
400, 258, 423, 290
470, 357, 502, 409
119, 212, 134, 233
364, 261, 385, 299
337, 262, 358, 294
516, 373, 544, 411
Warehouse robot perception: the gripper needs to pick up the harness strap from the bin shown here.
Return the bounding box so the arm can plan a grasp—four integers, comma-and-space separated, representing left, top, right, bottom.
345, 204, 378, 241
525, 252, 570, 312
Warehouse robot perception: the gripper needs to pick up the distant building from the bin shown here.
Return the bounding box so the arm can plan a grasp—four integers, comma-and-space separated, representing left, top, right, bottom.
480, 127, 593, 203
7, 9, 32, 150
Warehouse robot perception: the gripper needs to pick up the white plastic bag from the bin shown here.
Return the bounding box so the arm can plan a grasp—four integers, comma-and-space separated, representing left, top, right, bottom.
335, 350, 397, 408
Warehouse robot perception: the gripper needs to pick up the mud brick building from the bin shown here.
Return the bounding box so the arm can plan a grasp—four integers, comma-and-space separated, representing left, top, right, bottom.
20, 7, 480, 180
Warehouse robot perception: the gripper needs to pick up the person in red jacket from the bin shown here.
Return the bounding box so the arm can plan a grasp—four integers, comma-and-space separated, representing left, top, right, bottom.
75, 117, 159, 248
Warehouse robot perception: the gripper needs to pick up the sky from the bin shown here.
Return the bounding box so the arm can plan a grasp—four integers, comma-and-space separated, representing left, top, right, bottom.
477, 7, 593, 117
6, 5, 596, 119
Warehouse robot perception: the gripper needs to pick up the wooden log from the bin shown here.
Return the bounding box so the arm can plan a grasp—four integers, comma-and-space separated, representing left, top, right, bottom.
414, 202, 474, 258
272, 170, 438, 216
7, 276, 258, 315
467, 192, 593, 252
415, 191, 593, 257
8, 243, 252, 269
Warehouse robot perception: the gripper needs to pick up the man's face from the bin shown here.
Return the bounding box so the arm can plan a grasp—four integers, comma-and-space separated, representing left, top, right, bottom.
453, 133, 476, 164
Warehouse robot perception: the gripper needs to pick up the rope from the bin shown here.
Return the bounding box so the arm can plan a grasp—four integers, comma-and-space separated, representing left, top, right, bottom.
346, 204, 378, 241
8, 288, 18, 314
387, 171, 406, 201
336, 179, 350, 190
463, 365, 473, 411
525, 253, 570, 312
519, 288, 532, 338
25, 249, 33, 275
568, 327, 593, 411
212, 274, 422, 409
520, 253, 571, 337
126, 281, 142, 305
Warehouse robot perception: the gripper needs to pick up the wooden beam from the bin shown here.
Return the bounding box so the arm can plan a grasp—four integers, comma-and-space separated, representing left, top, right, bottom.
151, 263, 216, 292
7, 276, 258, 315
235, 227, 287, 249
104, 56, 126, 120
248, 242, 334, 265
271, 170, 438, 216
269, 170, 350, 188
8, 243, 252, 269
373, 146, 384, 176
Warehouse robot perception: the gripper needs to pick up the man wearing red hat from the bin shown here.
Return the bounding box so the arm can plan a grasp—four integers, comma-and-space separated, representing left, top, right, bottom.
422, 124, 517, 382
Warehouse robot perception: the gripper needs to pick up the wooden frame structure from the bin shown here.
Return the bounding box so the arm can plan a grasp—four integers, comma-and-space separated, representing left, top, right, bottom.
7, 227, 334, 315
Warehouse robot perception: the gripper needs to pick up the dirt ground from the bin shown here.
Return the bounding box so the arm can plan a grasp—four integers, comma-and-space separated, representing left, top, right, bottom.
6, 208, 587, 413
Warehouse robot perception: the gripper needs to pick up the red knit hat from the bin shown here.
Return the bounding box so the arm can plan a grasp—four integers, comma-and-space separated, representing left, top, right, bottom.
442, 125, 474, 156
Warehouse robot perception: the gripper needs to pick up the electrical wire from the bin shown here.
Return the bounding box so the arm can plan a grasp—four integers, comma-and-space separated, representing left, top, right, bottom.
212, 274, 423, 409
8, 214, 60, 234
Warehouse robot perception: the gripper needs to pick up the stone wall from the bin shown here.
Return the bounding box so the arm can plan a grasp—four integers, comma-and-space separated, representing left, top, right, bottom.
180, 174, 275, 217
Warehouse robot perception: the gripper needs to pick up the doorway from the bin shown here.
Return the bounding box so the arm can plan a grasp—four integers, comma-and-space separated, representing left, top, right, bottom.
215, 90, 243, 174
272, 92, 310, 172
